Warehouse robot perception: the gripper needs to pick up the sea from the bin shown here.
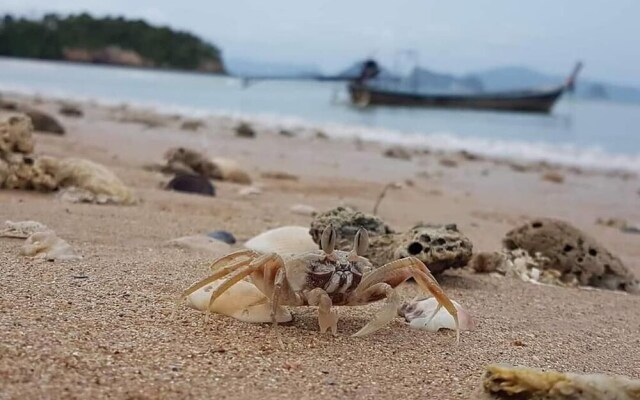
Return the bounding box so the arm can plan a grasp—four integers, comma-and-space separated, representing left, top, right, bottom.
1, 57, 639, 172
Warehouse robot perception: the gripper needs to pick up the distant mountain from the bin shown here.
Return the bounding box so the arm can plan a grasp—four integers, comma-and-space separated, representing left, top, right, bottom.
469, 66, 640, 103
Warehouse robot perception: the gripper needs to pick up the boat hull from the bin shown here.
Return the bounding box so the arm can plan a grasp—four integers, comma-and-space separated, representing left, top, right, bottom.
348, 83, 565, 113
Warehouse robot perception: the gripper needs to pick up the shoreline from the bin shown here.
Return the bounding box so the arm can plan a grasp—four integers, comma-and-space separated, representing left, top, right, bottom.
2, 88, 640, 176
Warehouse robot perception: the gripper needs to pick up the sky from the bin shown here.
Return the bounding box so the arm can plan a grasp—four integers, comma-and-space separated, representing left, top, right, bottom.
3, 0, 640, 86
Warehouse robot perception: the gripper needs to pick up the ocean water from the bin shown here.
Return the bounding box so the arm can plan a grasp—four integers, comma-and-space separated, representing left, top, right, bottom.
1, 57, 640, 171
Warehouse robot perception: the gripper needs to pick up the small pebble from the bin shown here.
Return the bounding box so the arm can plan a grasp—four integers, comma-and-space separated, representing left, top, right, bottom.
207, 230, 237, 245
166, 174, 215, 196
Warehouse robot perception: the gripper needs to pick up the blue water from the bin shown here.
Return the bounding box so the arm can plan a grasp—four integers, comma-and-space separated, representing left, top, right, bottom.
1, 57, 639, 170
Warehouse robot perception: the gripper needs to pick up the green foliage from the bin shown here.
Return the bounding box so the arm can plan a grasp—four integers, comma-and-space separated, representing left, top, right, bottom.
0, 13, 223, 71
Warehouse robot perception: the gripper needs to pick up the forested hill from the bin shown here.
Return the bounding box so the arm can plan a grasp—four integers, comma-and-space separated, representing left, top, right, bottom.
0, 13, 225, 73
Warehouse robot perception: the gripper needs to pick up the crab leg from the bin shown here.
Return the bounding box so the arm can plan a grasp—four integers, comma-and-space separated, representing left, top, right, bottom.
350, 283, 400, 337
208, 249, 258, 272
306, 288, 339, 335
354, 257, 459, 343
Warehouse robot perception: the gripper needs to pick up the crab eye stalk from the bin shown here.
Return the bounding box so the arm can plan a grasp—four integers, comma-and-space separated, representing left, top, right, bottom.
354, 228, 369, 256
321, 225, 337, 254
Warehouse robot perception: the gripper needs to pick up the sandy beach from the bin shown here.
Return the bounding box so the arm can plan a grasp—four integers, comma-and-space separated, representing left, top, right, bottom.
1, 93, 639, 399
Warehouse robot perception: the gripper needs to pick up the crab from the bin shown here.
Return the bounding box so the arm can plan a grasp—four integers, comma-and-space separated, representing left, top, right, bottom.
179, 226, 459, 341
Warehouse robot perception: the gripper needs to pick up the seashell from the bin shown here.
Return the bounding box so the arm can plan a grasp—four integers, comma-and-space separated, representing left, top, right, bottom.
207, 230, 236, 245
166, 235, 231, 256
290, 204, 318, 216
211, 158, 251, 185
244, 226, 318, 255
400, 297, 475, 332
185, 279, 292, 323
481, 364, 640, 400
166, 174, 215, 196
20, 231, 81, 261
1, 220, 49, 238
238, 186, 262, 196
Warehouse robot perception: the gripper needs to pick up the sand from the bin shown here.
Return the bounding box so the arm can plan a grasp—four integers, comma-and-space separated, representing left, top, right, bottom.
1, 94, 639, 399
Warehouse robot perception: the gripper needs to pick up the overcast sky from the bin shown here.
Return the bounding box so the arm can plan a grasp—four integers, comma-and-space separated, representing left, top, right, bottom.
4, 0, 639, 85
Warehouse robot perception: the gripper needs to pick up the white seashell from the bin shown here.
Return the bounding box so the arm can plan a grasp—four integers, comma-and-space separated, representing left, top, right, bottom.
166, 235, 231, 256
20, 231, 81, 261
401, 297, 475, 332
290, 204, 318, 216
244, 226, 317, 255
185, 279, 292, 323
1, 220, 50, 238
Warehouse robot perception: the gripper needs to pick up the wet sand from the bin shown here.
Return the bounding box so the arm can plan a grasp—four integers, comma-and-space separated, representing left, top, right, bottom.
1, 94, 639, 399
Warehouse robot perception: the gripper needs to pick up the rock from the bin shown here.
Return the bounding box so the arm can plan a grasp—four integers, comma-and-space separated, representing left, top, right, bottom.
542, 171, 565, 183
238, 186, 262, 196
39, 157, 137, 205
207, 230, 236, 245
260, 171, 299, 181
315, 130, 329, 140
470, 249, 562, 286
309, 206, 393, 251
166, 174, 215, 196
383, 146, 412, 161
389, 224, 473, 273
163, 147, 223, 180
59, 104, 83, 118
439, 158, 458, 168
23, 109, 65, 134
116, 110, 170, 128
290, 204, 318, 216
21, 231, 81, 261
210, 158, 251, 185
235, 122, 256, 138
167, 235, 231, 256
0, 220, 50, 238
0, 114, 35, 155
180, 119, 205, 131
310, 207, 473, 273
504, 218, 640, 293
279, 129, 295, 137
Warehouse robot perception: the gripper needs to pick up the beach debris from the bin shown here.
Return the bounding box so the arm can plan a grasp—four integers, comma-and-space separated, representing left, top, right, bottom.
439, 158, 458, 168
290, 204, 318, 216
58, 104, 83, 118
167, 235, 231, 255
315, 130, 329, 140
596, 217, 640, 235
260, 171, 299, 181
0, 220, 50, 238
481, 364, 640, 400
458, 150, 483, 161
504, 218, 640, 293
185, 279, 293, 323
235, 122, 256, 138
115, 109, 171, 128
166, 174, 216, 196
207, 230, 237, 245
180, 119, 205, 131
383, 146, 412, 161
244, 226, 317, 254
542, 171, 565, 184
180, 226, 460, 340
372, 182, 403, 215
0, 103, 66, 135
399, 297, 475, 332
279, 128, 295, 137
310, 207, 472, 273
162, 147, 223, 180
470, 249, 564, 286
210, 157, 252, 184
0, 115, 136, 204
20, 231, 81, 261
238, 186, 262, 196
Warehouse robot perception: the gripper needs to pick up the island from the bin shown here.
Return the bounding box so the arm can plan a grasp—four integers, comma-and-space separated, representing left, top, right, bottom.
0, 13, 225, 74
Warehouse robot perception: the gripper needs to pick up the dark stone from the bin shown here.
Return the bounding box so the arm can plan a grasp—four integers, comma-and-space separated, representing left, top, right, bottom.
166, 174, 215, 196
207, 230, 236, 244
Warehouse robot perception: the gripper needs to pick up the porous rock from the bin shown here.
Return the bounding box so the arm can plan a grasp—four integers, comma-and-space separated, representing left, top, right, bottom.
23, 108, 65, 135
310, 207, 472, 273
0, 114, 35, 155
504, 218, 639, 293
235, 122, 256, 138
59, 104, 83, 118
383, 146, 412, 161
163, 147, 223, 180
